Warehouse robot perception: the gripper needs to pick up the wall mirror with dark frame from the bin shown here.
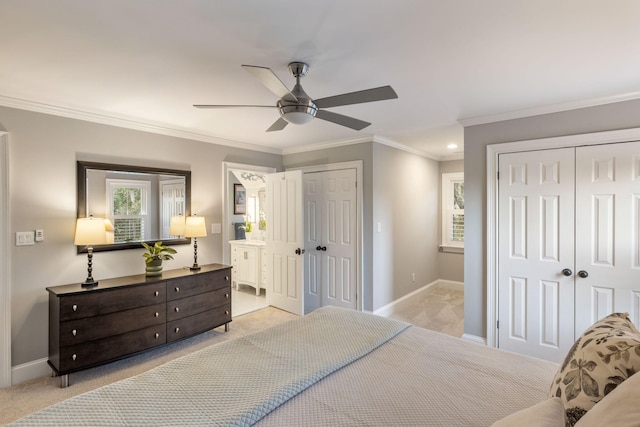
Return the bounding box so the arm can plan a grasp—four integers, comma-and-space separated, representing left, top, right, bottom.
77, 161, 191, 253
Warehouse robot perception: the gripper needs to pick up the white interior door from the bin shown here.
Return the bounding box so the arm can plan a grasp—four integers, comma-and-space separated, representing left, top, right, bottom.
575, 141, 640, 333
303, 169, 357, 313
497, 148, 576, 362
265, 170, 304, 315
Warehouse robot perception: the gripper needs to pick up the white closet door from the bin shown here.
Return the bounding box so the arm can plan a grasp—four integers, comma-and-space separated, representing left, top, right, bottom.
575, 141, 640, 333
303, 169, 358, 313
498, 148, 576, 362
266, 170, 304, 315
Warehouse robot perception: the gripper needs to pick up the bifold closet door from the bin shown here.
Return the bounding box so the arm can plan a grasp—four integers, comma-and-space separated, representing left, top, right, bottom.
574, 141, 640, 335
497, 148, 576, 363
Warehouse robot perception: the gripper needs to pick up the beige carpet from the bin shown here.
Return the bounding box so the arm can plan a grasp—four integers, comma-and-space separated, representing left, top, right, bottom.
0, 307, 297, 426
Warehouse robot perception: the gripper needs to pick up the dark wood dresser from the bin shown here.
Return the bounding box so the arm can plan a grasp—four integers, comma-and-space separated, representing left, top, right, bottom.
47, 264, 232, 387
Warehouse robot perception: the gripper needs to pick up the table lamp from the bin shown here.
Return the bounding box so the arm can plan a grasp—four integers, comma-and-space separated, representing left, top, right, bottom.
74, 216, 107, 287
184, 215, 207, 271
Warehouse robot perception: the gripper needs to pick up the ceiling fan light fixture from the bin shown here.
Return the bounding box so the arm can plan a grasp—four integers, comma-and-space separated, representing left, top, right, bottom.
279, 103, 318, 125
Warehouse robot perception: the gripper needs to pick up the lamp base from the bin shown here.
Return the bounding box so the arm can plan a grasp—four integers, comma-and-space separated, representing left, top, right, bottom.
81, 278, 98, 287
190, 264, 201, 271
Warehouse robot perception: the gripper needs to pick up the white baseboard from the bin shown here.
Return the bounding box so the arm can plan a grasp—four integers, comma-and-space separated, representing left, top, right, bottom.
461, 333, 487, 346
12, 357, 50, 386
374, 279, 464, 317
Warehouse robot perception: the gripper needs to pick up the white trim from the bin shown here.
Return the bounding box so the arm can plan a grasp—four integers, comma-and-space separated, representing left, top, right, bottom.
0, 132, 10, 387
439, 245, 464, 254
373, 279, 464, 317
441, 172, 464, 249
0, 95, 281, 155
460, 90, 640, 127
486, 126, 640, 349
461, 334, 487, 346
11, 357, 50, 386
221, 162, 276, 266
289, 161, 365, 311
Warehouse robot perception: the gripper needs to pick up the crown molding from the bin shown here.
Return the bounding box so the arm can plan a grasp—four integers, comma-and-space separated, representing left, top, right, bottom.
0, 95, 282, 155
458, 89, 640, 127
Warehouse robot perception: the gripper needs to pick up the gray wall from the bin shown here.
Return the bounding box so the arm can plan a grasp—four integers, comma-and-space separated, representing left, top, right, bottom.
438, 159, 464, 282
2, 106, 281, 366
463, 99, 640, 339
372, 143, 440, 310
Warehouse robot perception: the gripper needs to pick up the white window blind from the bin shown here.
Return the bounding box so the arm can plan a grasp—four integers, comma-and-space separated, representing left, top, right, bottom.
442, 172, 464, 249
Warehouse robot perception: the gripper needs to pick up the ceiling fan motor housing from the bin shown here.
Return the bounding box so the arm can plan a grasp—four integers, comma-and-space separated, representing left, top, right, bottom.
278, 64, 317, 124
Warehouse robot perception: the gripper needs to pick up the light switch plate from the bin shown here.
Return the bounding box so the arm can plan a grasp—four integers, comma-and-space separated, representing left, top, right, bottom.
211, 223, 222, 234
16, 231, 35, 246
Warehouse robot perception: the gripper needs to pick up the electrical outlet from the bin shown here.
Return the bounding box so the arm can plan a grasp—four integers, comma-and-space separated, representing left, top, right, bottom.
35, 229, 44, 242
411, 273, 416, 282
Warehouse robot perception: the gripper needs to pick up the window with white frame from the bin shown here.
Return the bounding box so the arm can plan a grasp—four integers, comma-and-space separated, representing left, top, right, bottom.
441, 172, 464, 249
106, 179, 150, 242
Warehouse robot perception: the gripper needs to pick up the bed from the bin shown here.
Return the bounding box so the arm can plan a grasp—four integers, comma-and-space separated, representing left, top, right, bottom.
11, 306, 639, 426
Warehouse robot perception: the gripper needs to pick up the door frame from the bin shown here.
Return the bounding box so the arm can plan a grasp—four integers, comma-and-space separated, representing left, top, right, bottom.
289, 160, 363, 311
221, 162, 277, 266
486, 127, 640, 348
1, 132, 10, 387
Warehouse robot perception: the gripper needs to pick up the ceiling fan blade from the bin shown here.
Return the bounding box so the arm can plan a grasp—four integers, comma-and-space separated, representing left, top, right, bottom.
242, 65, 298, 103
314, 85, 398, 108
193, 104, 275, 109
266, 117, 288, 132
316, 110, 371, 131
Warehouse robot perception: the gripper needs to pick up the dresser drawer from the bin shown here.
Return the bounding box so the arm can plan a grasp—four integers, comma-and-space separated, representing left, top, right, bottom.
59, 303, 166, 347
58, 325, 166, 372
59, 282, 166, 321
166, 288, 230, 322
166, 305, 231, 342
167, 270, 230, 301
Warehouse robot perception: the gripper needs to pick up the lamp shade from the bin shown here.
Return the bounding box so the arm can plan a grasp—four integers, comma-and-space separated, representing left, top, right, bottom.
104, 219, 115, 244
74, 217, 108, 246
169, 215, 186, 236
184, 216, 207, 238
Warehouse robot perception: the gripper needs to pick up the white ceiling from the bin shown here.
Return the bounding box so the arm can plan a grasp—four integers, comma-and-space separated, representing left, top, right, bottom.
2, 1, 640, 160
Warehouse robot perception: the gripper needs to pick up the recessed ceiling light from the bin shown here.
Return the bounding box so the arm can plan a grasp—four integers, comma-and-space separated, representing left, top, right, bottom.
447, 143, 458, 150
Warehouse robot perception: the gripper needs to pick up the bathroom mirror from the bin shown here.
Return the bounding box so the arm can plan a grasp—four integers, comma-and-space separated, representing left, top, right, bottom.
77, 161, 191, 253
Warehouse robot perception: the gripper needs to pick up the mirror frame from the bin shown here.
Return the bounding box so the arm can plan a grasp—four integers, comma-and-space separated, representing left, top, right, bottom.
77, 160, 191, 253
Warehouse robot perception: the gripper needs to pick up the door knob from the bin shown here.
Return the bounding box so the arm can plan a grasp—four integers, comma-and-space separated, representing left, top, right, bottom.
562, 268, 573, 276
578, 270, 589, 278
316, 246, 327, 251
295, 248, 305, 255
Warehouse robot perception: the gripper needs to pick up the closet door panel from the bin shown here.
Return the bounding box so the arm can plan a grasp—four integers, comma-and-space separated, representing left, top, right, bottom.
575, 141, 640, 332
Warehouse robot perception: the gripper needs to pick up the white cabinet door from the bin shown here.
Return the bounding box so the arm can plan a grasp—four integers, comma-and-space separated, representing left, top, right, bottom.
575, 141, 640, 333
498, 148, 576, 362
265, 170, 304, 316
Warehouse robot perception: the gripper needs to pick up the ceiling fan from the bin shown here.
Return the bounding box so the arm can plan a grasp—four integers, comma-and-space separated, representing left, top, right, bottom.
194, 62, 398, 132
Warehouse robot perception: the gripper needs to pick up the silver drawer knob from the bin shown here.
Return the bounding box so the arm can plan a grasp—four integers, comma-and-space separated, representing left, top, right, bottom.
225, 293, 229, 298
155, 312, 159, 317
72, 329, 77, 336
225, 276, 229, 281
225, 310, 229, 315
175, 287, 180, 292
72, 304, 78, 312
155, 291, 159, 296
155, 333, 160, 339
175, 307, 180, 312
72, 354, 77, 361
175, 327, 180, 333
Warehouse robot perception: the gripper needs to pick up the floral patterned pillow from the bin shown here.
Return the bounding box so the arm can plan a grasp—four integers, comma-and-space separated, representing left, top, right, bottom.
549, 313, 640, 427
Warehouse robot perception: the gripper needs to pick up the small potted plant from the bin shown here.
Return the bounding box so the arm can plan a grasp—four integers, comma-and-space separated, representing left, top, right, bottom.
141, 241, 177, 276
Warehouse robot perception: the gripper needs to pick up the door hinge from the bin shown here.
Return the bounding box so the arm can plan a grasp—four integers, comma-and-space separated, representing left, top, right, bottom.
496, 320, 499, 329
497, 171, 499, 180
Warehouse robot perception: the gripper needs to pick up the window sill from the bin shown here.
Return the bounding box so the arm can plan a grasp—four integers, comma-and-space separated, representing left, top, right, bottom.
439, 245, 464, 254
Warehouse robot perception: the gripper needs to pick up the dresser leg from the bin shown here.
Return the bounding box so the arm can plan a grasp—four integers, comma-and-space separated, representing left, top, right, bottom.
224, 322, 229, 332
60, 374, 69, 388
